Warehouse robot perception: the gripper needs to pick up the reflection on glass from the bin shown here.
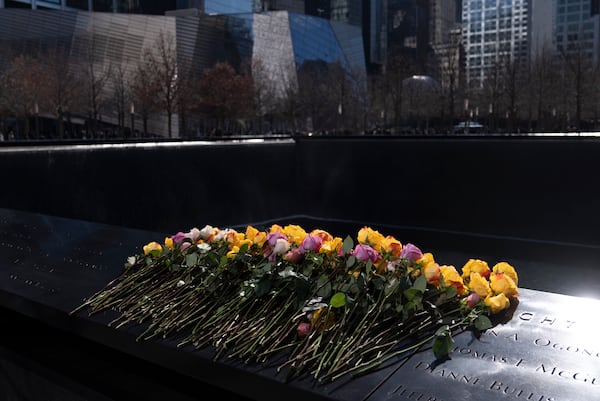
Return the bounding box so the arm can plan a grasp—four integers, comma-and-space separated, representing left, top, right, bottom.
66, 0, 89, 10
93, 0, 112, 12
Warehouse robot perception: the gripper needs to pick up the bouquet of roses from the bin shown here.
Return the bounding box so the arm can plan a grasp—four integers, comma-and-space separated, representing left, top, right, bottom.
71, 224, 519, 382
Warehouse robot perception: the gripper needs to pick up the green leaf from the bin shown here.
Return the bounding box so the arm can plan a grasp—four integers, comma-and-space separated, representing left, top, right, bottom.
346, 255, 356, 268
413, 274, 427, 292
238, 243, 249, 254
403, 288, 423, 302
317, 280, 332, 298
330, 292, 346, 308
432, 333, 454, 359
342, 235, 354, 254
255, 278, 272, 298
444, 285, 457, 299
219, 255, 228, 268
185, 253, 198, 267
474, 315, 493, 331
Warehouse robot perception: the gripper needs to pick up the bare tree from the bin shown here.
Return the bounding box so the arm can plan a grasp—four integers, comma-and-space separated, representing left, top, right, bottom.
478, 61, 505, 132
501, 56, 526, 132
80, 35, 112, 138
436, 33, 463, 127
279, 66, 301, 132
145, 32, 179, 138
198, 62, 253, 134
109, 61, 129, 137
296, 60, 335, 132
176, 59, 199, 138
524, 45, 554, 131
381, 46, 417, 130
130, 55, 159, 138
0, 55, 43, 139
39, 46, 85, 138
559, 39, 595, 131
249, 58, 278, 133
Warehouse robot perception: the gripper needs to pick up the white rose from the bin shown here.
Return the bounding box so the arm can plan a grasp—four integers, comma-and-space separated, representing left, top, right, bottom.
187, 227, 201, 242
199, 225, 216, 240
273, 238, 291, 255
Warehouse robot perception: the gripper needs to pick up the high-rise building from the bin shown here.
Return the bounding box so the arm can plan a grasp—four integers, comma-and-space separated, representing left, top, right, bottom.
462, 0, 529, 85
430, 0, 457, 45
555, 0, 600, 63
529, 0, 553, 60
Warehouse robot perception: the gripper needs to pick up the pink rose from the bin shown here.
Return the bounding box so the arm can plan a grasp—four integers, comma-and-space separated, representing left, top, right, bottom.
300, 235, 323, 252
171, 231, 187, 245
284, 248, 304, 264
297, 322, 311, 338
400, 243, 423, 262
466, 292, 480, 308
353, 244, 379, 263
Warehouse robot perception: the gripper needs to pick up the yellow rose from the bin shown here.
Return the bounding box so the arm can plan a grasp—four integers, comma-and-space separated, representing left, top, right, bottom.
492, 262, 518, 286
245, 225, 259, 241
164, 236, 174, 250
143, 241, 163, 256
253, 231, 267, 247
283, 224, 307, 245
485, 293, 510, 314
269, 224, 284, 234
310, 229, 333, 243
440, 265, 467, 295
381, 235, 402, 257
357, 226, 385, 252
226, 245, 240, 259
232, 232, 246, 247
461, 259, 490, 280
468, 272, 492, 298
320, 237, 343, 255
418, 252, 435, 266
310, 307, 335, 331
490, 272, 519, 297
423, 262, 440, 286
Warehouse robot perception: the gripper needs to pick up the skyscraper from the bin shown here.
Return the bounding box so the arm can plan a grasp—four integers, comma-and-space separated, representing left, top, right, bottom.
555, 0, 600, 63
462, 0, 529, 85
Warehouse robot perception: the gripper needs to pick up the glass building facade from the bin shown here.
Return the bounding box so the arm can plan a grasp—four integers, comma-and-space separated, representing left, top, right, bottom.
462, 0, 529, 85
0, 0, 186, 13
555, 0, 600, 63
0, 7, 365, 136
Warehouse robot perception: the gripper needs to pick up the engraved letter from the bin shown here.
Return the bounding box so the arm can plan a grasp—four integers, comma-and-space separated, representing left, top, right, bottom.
519, 312, 534, 321
540, 316, 556, 325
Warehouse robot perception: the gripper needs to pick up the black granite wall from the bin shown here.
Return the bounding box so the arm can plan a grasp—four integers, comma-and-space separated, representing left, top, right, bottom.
2, 136, 600, 263
0, 140, 297, 235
